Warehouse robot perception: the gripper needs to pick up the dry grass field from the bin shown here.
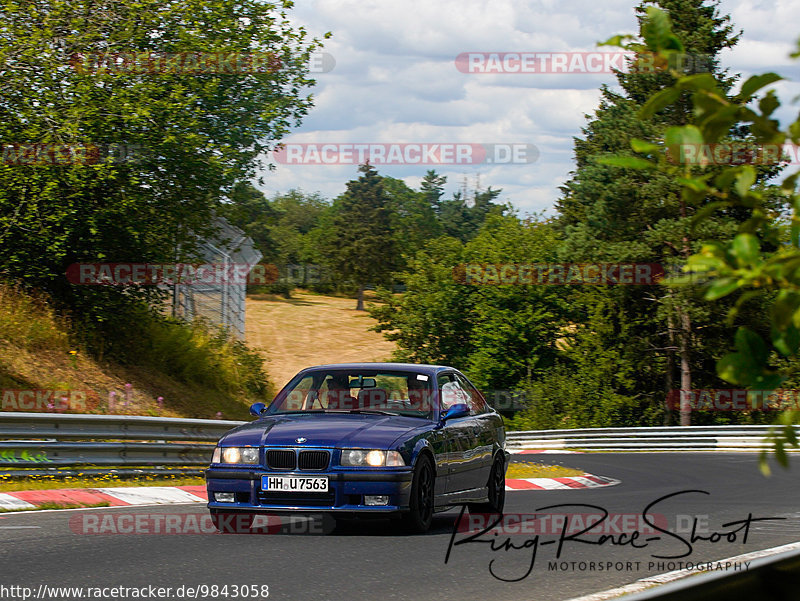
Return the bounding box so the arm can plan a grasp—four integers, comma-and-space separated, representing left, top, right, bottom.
245, 291, 397, 390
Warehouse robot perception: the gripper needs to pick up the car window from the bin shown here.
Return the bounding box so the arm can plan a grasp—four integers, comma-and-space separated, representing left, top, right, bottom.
455, 373, 490, 415
439, 374, 470, 411
269, 369, 434, 419
283, 375, 314, 410
318, 375, 356, 410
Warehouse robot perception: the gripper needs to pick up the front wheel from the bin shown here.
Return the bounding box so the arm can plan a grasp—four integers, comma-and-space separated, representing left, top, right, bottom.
468, 454, 506, 515
401, 455, 435, 533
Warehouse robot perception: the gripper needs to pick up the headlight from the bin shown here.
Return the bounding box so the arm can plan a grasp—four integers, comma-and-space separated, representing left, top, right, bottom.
340, 449, 405, 467
216, 446, 259, 464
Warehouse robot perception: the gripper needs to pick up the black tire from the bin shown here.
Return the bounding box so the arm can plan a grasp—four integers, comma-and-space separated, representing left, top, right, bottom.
210, 510, 254, 534
468, 453, 506, 515
401, 455, 435, 533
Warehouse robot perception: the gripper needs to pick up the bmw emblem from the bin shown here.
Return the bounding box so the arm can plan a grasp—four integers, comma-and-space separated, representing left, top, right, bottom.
295, 437, 307, 444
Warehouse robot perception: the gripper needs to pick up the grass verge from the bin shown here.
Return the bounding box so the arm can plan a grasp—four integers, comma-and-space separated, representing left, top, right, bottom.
0, 501, 111, 513
0, 474, 204, 493
0, 281, 270, 420
506, 461, 585, 479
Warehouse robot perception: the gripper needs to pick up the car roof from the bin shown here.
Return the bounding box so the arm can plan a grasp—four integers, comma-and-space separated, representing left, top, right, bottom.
295, 362, 455, 376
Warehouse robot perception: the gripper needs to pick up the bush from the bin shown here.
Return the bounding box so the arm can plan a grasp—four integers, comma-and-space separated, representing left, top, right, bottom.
506, 364, 660, 431
122, 309, 270, 398
248, 281, 293, 298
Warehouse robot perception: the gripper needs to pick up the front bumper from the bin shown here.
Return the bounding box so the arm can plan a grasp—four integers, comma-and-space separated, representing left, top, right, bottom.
205, 467, 414, 514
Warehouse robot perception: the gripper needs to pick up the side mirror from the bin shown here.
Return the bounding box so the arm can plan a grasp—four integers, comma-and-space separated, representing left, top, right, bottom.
440, 403, 470, 422
249, 402, 267, 417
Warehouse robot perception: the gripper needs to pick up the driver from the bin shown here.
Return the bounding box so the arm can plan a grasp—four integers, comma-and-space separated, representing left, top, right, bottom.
324, 374, 356, 410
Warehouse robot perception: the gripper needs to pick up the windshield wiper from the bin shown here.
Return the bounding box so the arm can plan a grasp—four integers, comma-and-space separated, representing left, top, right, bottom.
345, 409, 399, 416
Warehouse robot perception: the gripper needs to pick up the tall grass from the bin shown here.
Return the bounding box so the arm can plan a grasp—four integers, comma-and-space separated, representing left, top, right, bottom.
0, 281, 270, 404
138, 316, 270, 397
0, 282, 69, 350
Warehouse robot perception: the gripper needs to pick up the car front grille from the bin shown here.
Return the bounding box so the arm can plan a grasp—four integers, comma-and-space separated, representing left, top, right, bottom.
265, 448, 331, 471
298, 450, 330, 471
266, 450, 296, 470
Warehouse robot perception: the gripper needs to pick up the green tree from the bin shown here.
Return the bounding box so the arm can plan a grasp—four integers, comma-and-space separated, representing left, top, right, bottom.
371, 214, 568, 393
0, 0, 326, 349
600, 7, 800, 464
383, 176, 442, 267
268, 190, 329, 265
218, 183, 280, 260
322, 164, 397, 310
219, 186, 329, 292
371, 236, 474, 366
555, 0, 776, 426
421, 170, 447, 216
440, 187, 506, 241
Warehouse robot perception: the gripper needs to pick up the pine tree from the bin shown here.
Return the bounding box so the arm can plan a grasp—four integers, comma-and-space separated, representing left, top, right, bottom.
324, 163, 397, 310
555, 0, 770, 426
421, 170, 447, 215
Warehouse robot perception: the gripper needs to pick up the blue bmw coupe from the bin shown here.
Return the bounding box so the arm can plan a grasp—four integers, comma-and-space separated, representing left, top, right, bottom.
205, 362, 508, 533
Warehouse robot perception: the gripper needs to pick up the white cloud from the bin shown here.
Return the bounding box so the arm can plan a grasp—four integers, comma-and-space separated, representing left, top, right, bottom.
257, 0, 800, 214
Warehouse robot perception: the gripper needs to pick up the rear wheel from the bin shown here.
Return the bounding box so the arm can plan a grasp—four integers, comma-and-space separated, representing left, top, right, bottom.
401, 455, 435, 533
468, 453, 506, 515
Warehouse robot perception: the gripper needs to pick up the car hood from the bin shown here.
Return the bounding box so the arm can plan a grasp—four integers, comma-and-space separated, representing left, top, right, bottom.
219, 413, 430, 449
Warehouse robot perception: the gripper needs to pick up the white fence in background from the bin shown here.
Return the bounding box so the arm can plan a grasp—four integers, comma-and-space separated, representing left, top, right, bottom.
506, 425, 800, 452
171, 216, 261, 339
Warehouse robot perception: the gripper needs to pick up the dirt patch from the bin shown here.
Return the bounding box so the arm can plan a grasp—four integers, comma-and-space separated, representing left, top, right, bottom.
245, 292, 397, 389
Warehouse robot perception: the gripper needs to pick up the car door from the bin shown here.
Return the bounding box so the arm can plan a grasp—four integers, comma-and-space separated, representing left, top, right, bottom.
439, 372, 481, 493
454, 373, 496, 488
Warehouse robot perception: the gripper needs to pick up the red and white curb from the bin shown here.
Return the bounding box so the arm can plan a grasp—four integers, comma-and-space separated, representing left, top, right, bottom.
0, 485, 208, 511
505, 474, 619, 491
0, 475, 620, 511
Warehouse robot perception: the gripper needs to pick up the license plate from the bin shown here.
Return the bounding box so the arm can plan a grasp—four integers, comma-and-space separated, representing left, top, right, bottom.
261, 475, 329, 493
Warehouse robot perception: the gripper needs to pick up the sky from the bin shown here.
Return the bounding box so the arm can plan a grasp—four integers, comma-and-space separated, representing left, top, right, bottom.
254, 0, 800, 217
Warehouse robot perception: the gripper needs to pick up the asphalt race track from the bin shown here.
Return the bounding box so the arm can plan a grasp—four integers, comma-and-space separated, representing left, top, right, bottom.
3, 453, 800, 601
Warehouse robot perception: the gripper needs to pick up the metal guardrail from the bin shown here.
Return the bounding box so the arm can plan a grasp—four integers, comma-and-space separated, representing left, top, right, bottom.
0, 412, 244, 441
506, 425, 799, 452
0, 412, 246, 476
2, 415, 796, 478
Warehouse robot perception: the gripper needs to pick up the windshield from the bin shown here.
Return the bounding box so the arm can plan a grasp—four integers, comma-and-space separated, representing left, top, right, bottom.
267, 369, 435, 419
